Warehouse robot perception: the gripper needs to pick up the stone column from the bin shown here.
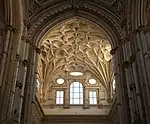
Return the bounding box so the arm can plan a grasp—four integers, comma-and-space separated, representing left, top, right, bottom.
84, 87, 89, 109
133, 29, 150, 124
64, 79, 69, 109
84, 80, 89, 109
111, 45, 131, 124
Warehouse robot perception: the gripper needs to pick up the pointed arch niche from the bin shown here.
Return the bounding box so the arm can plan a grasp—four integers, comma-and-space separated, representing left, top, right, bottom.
36, 17, 116, 115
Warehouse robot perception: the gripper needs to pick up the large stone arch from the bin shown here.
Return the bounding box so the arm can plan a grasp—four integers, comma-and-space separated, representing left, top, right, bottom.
24, 1, 125, 124
1, 1, 150, 124
28, 1, 124, 48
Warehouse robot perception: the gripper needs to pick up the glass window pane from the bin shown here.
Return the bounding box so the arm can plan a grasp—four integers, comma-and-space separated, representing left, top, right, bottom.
70, 99, 73, 104
56, 91, 60, 97
80, 99, 83, 104
79, 83, 83, 88
74, 93, 79, 98
89, 92, 92, 97
70, 88, 73, 92
73, 82, 79, 87
70, 93, 73, 98
56, 98, 60, 104
74, 99, 79, 104
93, 98, 97, 104
93, 92, 96, 97
89, 98, 93, 104
60, 91, 64, 97
74, 88, 79, 92
79, 88, 83, 92
80, 93, 83, 98
60, 98, 63, 104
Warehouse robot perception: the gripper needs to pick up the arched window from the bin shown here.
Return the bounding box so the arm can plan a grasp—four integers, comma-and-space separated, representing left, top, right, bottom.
70, 82, 83, 104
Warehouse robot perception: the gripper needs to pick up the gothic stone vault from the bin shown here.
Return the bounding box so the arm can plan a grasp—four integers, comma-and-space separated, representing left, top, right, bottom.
0, 0, 150, 124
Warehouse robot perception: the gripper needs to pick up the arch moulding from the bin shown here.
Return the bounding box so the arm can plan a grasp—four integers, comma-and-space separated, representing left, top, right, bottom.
28, 1, 124, 49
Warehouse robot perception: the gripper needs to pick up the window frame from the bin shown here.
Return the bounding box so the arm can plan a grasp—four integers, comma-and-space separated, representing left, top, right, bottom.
89, 90, 98, 105
70, 82, 84, 105
55, 90, 64, 105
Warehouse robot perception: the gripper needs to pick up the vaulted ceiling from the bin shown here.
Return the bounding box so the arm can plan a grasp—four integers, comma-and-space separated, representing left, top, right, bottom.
37, 17, 114, 102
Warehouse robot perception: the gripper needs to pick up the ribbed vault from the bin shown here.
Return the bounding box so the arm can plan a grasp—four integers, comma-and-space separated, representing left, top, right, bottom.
37, 17, 114, 102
